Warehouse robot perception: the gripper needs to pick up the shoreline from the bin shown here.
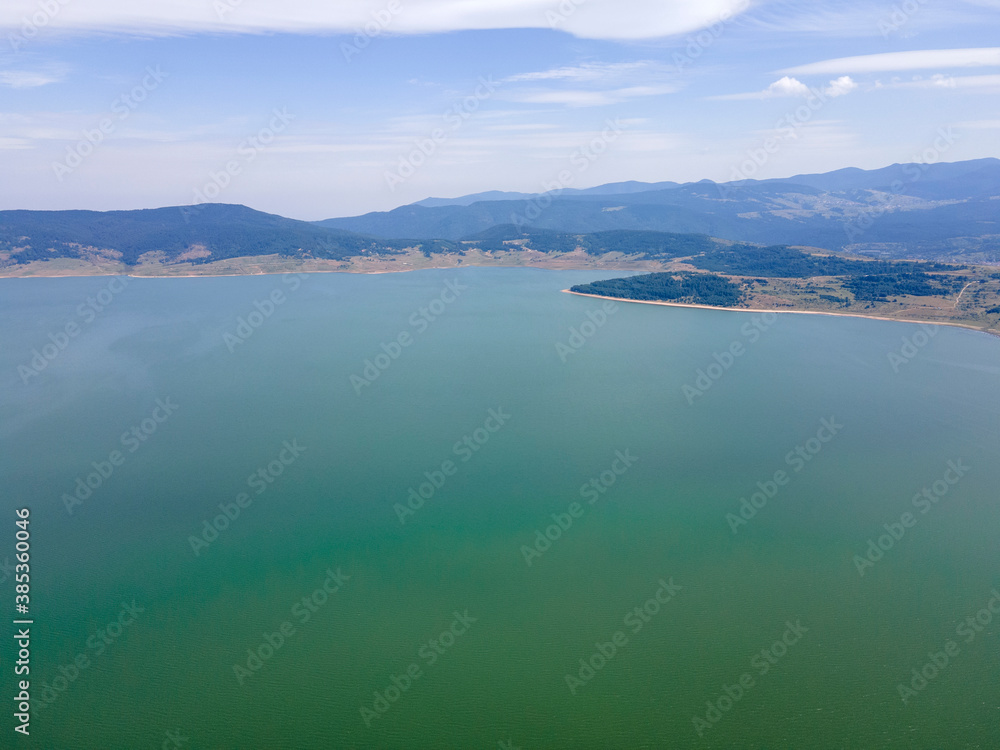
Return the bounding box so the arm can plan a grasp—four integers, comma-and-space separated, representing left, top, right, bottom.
1, 261, 996, 339
0, 258, 652, 280
562, 289, 1000, 339
0, 268, 437, 280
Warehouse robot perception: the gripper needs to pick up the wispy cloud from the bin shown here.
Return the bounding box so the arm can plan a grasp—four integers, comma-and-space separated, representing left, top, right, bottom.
742, 0, 997, 37
0, 136, 31, 149
504, 62, 660, 84
501, 61, 678, 108
504, 85, 676, 108
0, 69, 63, 88
878, 73, 1000, 92
745, 2, 890, 35
782, 47, 1000, 75
484, 123, 560, 132
956, 119, 1000, 129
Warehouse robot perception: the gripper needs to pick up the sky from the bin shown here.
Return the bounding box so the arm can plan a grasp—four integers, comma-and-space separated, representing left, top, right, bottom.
0, 0, 998, 220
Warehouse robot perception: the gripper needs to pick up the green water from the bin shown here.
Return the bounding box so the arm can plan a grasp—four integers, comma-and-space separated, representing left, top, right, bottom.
1, 267, 998, 749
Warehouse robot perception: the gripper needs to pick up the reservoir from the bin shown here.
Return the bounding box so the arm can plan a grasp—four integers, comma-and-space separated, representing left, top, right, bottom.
2, 267, 998, 748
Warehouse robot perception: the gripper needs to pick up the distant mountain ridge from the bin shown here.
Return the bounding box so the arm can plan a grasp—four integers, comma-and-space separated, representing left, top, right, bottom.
318, 158, 1000, 262
413, 159, 997, 206
414, 180, 682, 207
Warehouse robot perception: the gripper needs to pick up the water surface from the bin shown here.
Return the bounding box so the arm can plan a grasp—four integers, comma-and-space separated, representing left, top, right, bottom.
1, 268, 998, 748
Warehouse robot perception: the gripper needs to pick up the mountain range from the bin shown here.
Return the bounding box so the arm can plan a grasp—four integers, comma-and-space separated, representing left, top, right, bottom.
1, 158, 997, 271
318, 158, 1000, 263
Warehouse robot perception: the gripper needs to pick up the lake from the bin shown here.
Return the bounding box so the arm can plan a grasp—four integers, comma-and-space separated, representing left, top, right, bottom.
1, 267, 998, 748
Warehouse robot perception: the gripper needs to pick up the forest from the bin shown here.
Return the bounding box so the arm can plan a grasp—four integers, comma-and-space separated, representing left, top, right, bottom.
570, 272, 744, 307
688, 245, 959, 279
842, 273, 965, 301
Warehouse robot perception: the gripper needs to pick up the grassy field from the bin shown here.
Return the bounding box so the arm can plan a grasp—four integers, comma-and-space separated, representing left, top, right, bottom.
574, 257, 1000, 337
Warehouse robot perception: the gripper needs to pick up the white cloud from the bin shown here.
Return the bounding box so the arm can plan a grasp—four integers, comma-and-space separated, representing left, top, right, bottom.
0, 0, 753, 41
824, 75, 857, 97
783, 47, 1000, 75
766, 76, 811, 97
714, 75, 857, 100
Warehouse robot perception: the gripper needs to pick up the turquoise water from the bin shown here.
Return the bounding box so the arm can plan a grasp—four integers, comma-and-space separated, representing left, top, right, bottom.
1, 267, 998, 748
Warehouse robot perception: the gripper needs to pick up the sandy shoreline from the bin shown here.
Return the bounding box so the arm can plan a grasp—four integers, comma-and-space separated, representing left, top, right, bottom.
562, 289, 1000, 339
0, 247, 666, 280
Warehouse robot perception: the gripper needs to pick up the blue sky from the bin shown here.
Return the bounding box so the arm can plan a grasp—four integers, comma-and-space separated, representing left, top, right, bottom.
1, 0, 998, 219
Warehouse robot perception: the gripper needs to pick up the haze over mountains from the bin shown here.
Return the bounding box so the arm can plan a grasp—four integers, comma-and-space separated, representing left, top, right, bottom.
1, 159, 998, 270
318, 158, 1000, 262
413, 181, 684, 207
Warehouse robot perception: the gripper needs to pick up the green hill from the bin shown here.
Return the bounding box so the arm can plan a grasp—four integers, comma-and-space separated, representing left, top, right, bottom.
0, 204, 460, 267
